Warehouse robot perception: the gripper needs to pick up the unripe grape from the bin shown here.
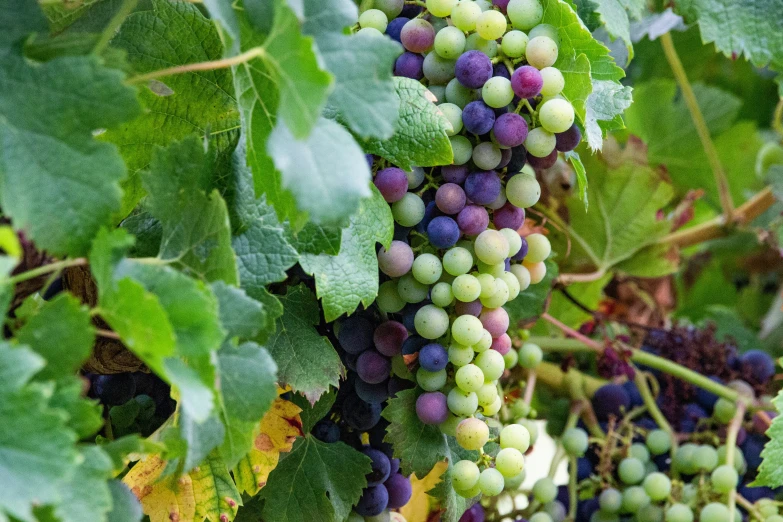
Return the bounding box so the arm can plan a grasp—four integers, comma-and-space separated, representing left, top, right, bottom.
438, 103, 463, 135
448, 387, 479, 416
519, 342, 543, 368
378, 280, 405, 313
496, 447, 525, 477
417, 367, 447, 391
451, 0, 482, 31
507, 0, 543, 30
482, 77, 515, 109
524, 233, 551, 263
561, 427, 588, 456
465, 33, 499, 58
414, 304, 449, 339
431, 282, 454, 307
510, 264, 531, 290
476, 9, 507, 41
501, 30, 529, 57
480, 277, 510, 308
475, 230, 510, 265
453, 274, 482, 302
359, 9, 389, 32
426, 0, 457, 17
456, 364, 485, 392
500, 228, 523, 257
434, 26, 466, 59
506, 172, 541, 208
397, 273, 429, 303
525, 127, 556, 157
539, 98, 575, 133
412, 253, 443, 284
479, 468, 505, 496
539, 67, 565, 96
532, 477, 557, 503
452, 459, 481, 490
452, 314, 485, 346
477, 382, 499, 406
475, 349, 505, 381
500, 423, 531, 452
499, 271, 521, 300
483, 395, 502, 416
456, 417, 490, 450
392, 192, 425, 226
449, 342, 475, 366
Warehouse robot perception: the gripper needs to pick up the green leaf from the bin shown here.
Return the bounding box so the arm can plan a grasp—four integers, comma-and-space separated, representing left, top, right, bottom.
565, 150, 588, 207
1, 0, 48, 48
103, 0, 240, 217
211, 282, 265, 340
583, 80, 633, 151
106, 481, 143, 522
50, 377, 104, 440
16, 293, 95, 380
630, 8, 687, 42
286, 222, 343, 256
753, 386, 783, 487
590, 0, 634, 58
0, 50, 140, 256
143, 138, 238, 284
267, 284, 345, 404
268, 116, 372, 226
360, 77, 453, 170
299, 185, 394, 321
505, 259, 559, 327
55, 446, 114, 522
291, 388, 337, 433
675, 261, 738, 322
258, 436, 371, 522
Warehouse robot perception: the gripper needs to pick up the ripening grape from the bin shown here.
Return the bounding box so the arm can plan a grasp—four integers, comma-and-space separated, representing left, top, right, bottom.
452, 314, 485, 346
539, 67, 565, 96
400, 18, 435, 53
524, 260, 547, 284
414, 304, 450, 339
456, 363, 485, 392
501, 30, 528, 57
456, 417, 490, 450
496, 447, 525, 477
448, 387, 479, 416
473, 142, 503, 170
538, 98, 575, 133
526, 36, 558, 69
377, 240, 414, 277
493, 112, 528, 148
451, 0, 482, 31
525, 233, 551, 263
359, 9, 389, 32
416, 391, 449, 424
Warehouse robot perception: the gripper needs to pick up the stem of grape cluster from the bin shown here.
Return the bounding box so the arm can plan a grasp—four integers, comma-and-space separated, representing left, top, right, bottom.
523, 369, 537, 405
633, 368, 678, 472
725, 401, 747, 522
6, 258, 87, 286
567, 457, 578, 521
660, 32, 735, 222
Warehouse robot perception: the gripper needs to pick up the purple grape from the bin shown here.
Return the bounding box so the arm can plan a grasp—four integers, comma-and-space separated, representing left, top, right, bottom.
462, 101, 496, 135
498, 148, 512, 169
511, 65, 543, 98
492, 0, 511, 12
741, 434, 765, 470
435, 183, 467, 214
480, 307, 509, 338
389, 458, 401, 475
493, 112, 529, 148
512, 236, 529, 260
400, 4, 423, 17
739, 482, 775, 503
355, 378, 389, 404
507, 145, 527, 173
503, 258, 511, 271
527, 149, 558, 169
357, 350, 392, 384
388, 377, 414, 398
365, 154, 375, 169
374, 320, 409, 357
457, 205, 489, 235
377, 239, 414, 277
363, 448, 392, 486
555, 124, 582, 152
343, 394, 382, 430
355, 484, 389, 517
419, 343, 448, 372
395, 51, 424, 79
416, 200, 442, 234
338, 316, 375, 354
312, 419, 340, 443
455, 50, 493, 89
494, 201, 525, 230
385, 473, 413, 509
680, 403, 707, 433
400, 18, 435, 53
416, 391, 449, 424
696, 376, 722, 411
442, 164, 469, 184
493, 62, 511, 80
459, 504, 485, 522
464, 170, 501, 205
402, 302, 427, 332
374, 167, 409, 203
92, 374, 136, 406
456, 299, 483, 317
577, 457, 593, 481
741, 350, 776, 382
402, 335, 429, 355
591, 384, 630, 420
343, 352, 359, 372
386, 16, 410, 43
427, 216, 460, 248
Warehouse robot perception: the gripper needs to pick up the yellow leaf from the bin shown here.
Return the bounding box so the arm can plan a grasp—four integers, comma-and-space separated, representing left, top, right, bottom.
400, 461, 448, 522
233, 398, 303, 495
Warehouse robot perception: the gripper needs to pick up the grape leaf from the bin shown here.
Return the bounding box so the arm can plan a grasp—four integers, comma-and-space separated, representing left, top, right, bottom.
107, 481, 143, 522
299, 185, 394, 321
266, 284, 345, 403
291, 388, 337, 433
754, 387, 783, 487
233, 398, 303, 496
55, 447, 114, 522
505, 259, 559, 327
0, 49, 140, 256
103, 0, 240, 217
172, 411, 226, 475
360, 77, 454, 170
583, 80, 633, 151
565, 150, 588, 207
49, 377, 104, 440
286, 222, 342, 256
590, 0, 634, 57
16, 293, 95, 380
630, 8, 687, 42
257, 436, 371, 522
400, 461, 448, 522
211, 282, 265, 340
142, 138, 238, 285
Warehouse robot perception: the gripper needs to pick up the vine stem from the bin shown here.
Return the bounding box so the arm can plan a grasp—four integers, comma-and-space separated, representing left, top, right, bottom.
567, 457, 578, 522
557, 268, 606, 285
6, 258, 87, 286
660, 32, 734, 222
540, 313, 602, 351
523, 369, 537, 405
726, 401, 747, 522
126, 46, 267, 84
633, 368, 678, 475
93, 0, 137, 55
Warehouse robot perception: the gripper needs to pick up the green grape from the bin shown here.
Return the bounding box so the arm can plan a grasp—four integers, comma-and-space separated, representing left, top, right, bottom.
501, 30, 528, 57
510, 264, 532, 291
504, 348, 519, 369
757, 499, 778, 518
504, 469, 526, 490
448, 387, 479, 416
473, 141, 503, 170
496, 448, 525, 477
529, 514, 553, 522
710, 464, 738, 494
483, 395, 502, 416
482, 77, 515, 109
713, 397, 736, 423
444, 247, 474, 276
645, 429, 671, 456
476, 9, 507, 40
477, 382, 499, 406
465, 33, 498, 58
479, 468, 505, 496
412, 253, 443, 285
717, 444, 747, 473
474, 329, 493, 352
416, 367, 447, 391
756, 141, 783, 177
366, 0, 404, 18
618, 457, 644, 485
452, 274, 482, 302
434, 26, 466, 59
525, 126, 556, 158
451, 0, 482, 31
475, 229, 510, 265
431, 281, 454, 307
438, 103, 463, 136
539, 67, 565, 96
500, 228, 523, 257
518, 418, 539, 444
507, 0, 543, 30
456, 364, 485, 392
414, 304, 449, 339
452, 459, 481, 490
476, 273, 497, 298
429, 84, 447, 103
694, 445, 718, 472
357, 26, 384, 37
525, 233, 551, 263
519, 342, 543, 369
524, 260, 546, 284
538, 98, 574, 133
680, 483, 698, 505
456, 481, 481, 498
599, 488, 622, 513
377, 280, 405, 313
449, 342, 475, 366
511, 400, 531, 418
561, 427, 588, 456
406, 166, 426, 189
506, 172, 541, 207
480, 278, 509, 308
397, 273, 429, 303
450, 135, 474, 164
664, 504, 693, 522
446, 78, 479, 109
636, 505, 664, 522
525, 35, 558, 69
426, 0, 457, 17
439, 413, 464, 436
528, 23, 560, 46
532, 477, 557, 503
673, 444, 698, 475
620, 486, 650, 514
642, 472, 671, 501
424, 52, 457, 85
629, 443, 650, 463
499, 271, 521, 301
700, 503, 729, 522
452, 314, 484, 346
456, 417, 490, 450
475, 349, 505, 381
392, 192, 425, 226
358, 9, 388, 32
476, 259, 506, 277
